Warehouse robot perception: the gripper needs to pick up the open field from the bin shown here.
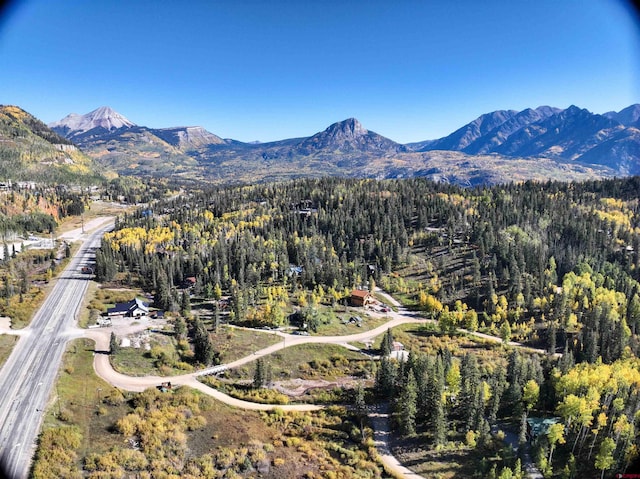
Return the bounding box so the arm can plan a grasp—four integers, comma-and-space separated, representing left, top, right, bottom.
223, 342, 373, 382
311, 307, 392, 336
40, 339, 131, 460
211, 326, 283, 363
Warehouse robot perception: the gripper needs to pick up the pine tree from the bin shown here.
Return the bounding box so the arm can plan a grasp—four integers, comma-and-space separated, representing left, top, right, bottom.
518, 412, 527, 445
354, 383, 367, 418
180, 290, 191, 318
155, 269, 173, 311
430, 356, 446, 446
375, 356, 396, 397
265, 362, 273, 386
109, 332, 119, 355
354, 383, 367, 442
174, 316, 187, 340
192, 316, 215, 365
253, 358, 265, 388
548, 320, 557, 354
459, 353, 480, 432
381, 328, 394, 357
213, 301, 220, 332
397, 372, 418, 436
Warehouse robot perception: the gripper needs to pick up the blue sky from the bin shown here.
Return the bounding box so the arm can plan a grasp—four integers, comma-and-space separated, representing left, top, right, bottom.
0, 0, 638, 143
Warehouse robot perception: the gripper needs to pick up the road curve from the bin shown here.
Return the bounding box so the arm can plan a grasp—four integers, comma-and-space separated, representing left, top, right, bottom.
85, 312, 426, 410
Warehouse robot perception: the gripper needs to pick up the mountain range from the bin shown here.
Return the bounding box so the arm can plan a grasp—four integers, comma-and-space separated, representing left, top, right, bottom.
413, 104, 640, 175
46, 104, 639, 185
0, 103, 634, 186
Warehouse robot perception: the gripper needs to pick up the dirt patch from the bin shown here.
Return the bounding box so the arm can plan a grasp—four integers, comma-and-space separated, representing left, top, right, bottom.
273, 377, 357, 397
110, 315, 169, 337
0, 316, 12, 331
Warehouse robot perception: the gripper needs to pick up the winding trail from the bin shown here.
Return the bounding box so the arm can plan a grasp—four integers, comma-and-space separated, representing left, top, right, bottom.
83, 310, 426, 409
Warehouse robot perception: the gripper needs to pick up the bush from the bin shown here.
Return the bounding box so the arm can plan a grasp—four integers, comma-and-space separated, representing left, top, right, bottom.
103, 388, 125, 406
57, 408, 73, 422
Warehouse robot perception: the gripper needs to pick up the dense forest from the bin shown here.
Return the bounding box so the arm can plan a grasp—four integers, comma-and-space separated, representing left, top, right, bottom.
93, 176, 640, 478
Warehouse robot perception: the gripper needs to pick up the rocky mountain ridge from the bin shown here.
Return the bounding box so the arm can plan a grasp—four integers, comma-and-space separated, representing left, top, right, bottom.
45, 103, 640, 184
49, 106, 135, 139
417, 104, 640, 174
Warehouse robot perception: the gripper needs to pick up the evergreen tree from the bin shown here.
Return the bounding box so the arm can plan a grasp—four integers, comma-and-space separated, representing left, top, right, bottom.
354, 383, 367, 442
253, 358, 265, 388
213, 301, 220, 332
488, 365, 506, 423
381, 328, 394, 357
397, 372, 418, 436
429, 356, 447, 446
203, 282, 213, 299
109, 332, 119, 355
459, 353, 480, 432
155, 270, 173, 312
375, 356, 396, 397
180, 290, 191, 318
192, 316, 215, 365
174, 316, 187, 340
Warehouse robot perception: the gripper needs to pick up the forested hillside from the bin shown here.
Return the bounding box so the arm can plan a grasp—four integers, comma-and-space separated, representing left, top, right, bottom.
0, 105, 105, 185
94, 176, 640, 478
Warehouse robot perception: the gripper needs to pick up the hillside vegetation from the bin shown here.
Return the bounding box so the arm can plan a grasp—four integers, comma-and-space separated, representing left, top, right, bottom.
0, 105, 106, 184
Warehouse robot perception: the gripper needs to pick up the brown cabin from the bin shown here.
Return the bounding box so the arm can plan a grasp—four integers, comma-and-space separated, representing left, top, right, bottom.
350, 289, 374, 307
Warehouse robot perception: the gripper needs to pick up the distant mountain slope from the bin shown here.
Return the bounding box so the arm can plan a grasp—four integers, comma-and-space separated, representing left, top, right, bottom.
420, 104, 640, 175
48, 104, 638, 185
422, 109, 518, 151
296, 118, 406, 155
462, 106, 561, 154
152, 126, 226, 151
604, 104, 640, 126
0, 105, 105, 184
50, 106, 230, 175
576, 127, 640, 175
50, 106, 136, 139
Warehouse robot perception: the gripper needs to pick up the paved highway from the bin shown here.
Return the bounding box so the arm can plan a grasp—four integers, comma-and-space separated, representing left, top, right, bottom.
0, 221, 112, 479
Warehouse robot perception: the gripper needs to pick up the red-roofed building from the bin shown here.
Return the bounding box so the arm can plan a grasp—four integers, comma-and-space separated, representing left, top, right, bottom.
350, 289, 374, 307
